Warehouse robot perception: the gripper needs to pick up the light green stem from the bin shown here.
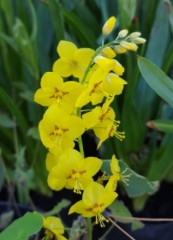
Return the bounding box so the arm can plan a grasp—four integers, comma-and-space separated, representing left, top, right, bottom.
87, 218, 92, 240
81, 40, 121, 84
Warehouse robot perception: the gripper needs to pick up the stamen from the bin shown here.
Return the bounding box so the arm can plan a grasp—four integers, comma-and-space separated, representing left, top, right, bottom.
95, 213, 109, 227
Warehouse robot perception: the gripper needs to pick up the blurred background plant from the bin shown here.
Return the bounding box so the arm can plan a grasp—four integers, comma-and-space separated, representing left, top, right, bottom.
0, 0, 173, 233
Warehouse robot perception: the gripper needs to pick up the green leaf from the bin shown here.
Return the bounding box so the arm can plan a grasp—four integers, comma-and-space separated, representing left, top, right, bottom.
0, 112, 16, 128
164, 0, 173, 35
12, 18, 38, 79
110, 200, 144, 230
0, 212, 43, 240
147, 119, 173, 133
62, 8, 97, 48
101, 159, 159, 197
137, 56, 173, 108
47, 0, 65, 41
43, 199, 70, 217
147, 143, 173, 181
0, 87, 28, 137
117, 0, 137, 28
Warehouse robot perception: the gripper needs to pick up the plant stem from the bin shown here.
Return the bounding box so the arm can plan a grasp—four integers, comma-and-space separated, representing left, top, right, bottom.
87, 218, 92, 240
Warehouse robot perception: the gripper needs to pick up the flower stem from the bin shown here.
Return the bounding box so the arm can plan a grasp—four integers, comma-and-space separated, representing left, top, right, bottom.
80, 40, 120, 84
87, 218, 92, 240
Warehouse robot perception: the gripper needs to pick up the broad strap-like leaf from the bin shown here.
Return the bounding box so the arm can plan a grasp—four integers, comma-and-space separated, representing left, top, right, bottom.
137, 56, 173, 108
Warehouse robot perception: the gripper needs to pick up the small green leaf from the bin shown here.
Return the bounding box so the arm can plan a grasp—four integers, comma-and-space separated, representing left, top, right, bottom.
0, 212, 43, 240
101, 159, 159, 197
137, 56, 173, 108
0, 112, 16, 128
147, 119, 173, 133
43, 199, 70, 217
110, 200, 144, 230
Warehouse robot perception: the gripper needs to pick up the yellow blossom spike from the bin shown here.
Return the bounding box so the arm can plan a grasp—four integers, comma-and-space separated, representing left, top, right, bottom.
102, 16, 116, 35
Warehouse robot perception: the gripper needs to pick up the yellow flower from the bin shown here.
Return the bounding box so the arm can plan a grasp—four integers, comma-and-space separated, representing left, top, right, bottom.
45, 148, 62, 172
53, 40, 95, 79
47, 149, 102, 194
82, 100, 125, 148
102, 16, 116, 35
94, 55, 125, 76
97, 122, 125, 148
69, 182, 118, 227
39, 105, 85, 150
105, 155, 121, 192
34, 71, 83, 113
76, 69, 126, 108
43, 216, 66, 240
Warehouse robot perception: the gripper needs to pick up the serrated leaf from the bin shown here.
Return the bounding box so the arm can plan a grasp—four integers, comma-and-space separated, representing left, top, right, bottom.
138, 56, 173, 108
0, 212, 43, 240
101, 159, 159, 197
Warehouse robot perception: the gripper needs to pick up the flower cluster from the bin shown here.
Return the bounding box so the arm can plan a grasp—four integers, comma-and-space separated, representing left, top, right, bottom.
34, 16, 145, 238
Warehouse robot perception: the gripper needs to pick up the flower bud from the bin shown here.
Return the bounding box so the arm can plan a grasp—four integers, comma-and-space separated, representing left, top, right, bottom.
133, 37, 146, 44
117, 29, 128, 39
102, 16, 116, 35
113, 45, 127, 54
101, 46, 116, 58
120, 41, 138, 51
128, 32, 141, 39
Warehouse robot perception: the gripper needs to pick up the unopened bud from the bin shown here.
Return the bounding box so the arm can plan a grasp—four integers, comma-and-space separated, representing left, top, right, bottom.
113, 45, 127, 54
128, 32, 141, 39
133, 37, 146, 44
102, 16, 116, 35
101, 46, 116, 58
117, 29, 128, 39
120, 41, 138, 51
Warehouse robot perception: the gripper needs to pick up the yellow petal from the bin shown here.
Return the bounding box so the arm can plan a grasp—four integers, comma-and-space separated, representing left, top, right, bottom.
57, 40, 77, 59
53, 59, 74, 77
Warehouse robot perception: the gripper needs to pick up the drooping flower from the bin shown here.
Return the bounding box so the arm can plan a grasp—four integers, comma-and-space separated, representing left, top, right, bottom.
82, 100, 125, 148
69, 182, 118, 227
34, 71, 83, 113
39, 105, 85, 150
102, 16, 116, 35
75, 69, 126, 108
43, 216, 66, 240
94, 55, 125, 76
53, 40, 95, 79
47, 149, 102, 194
105, 155, 121, 192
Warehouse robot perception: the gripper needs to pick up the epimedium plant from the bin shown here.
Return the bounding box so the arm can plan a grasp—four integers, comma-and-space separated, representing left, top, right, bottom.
0, 16, 148, 240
